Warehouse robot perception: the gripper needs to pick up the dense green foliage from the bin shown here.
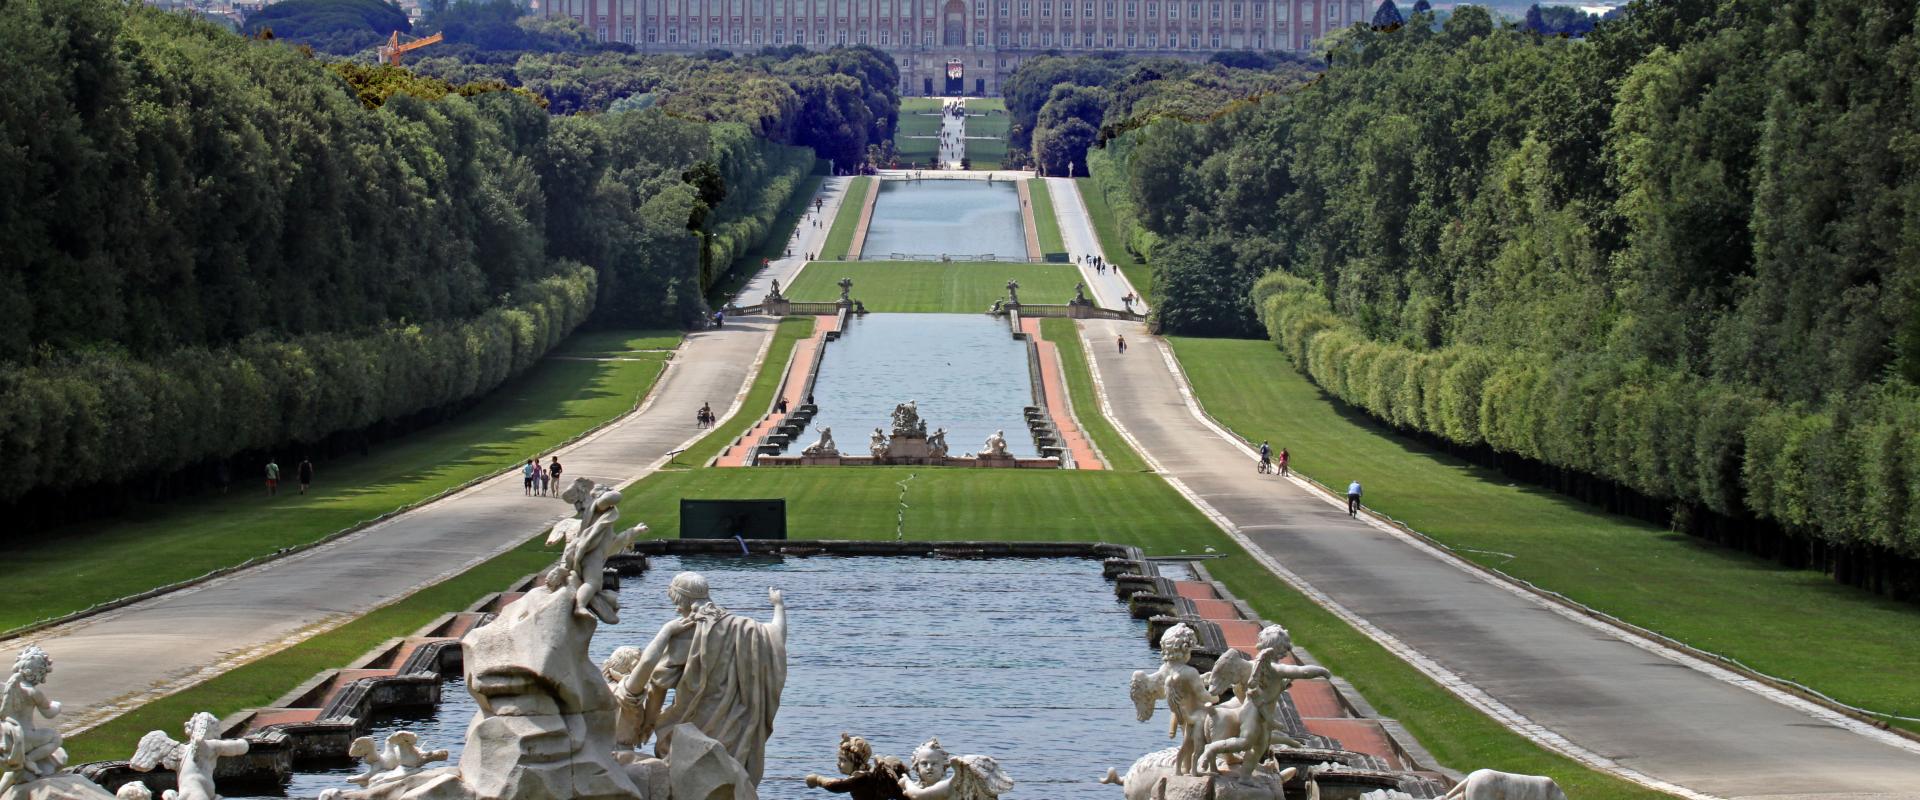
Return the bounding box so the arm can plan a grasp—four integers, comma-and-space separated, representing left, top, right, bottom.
413, 46, 900, 170
1106, 0, 1920, 590
0, 1, 812, 504
1001, 54, 1316, 174
243, 0, 409, 54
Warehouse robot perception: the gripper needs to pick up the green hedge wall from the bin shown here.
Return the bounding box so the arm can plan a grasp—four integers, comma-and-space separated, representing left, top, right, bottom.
1256, 272, 1920, 559
0, 265, 597, 503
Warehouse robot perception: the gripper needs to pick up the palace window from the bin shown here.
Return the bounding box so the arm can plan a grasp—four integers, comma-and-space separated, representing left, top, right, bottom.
1020, 30, 1029, 44
1145, 0, 1155, 14
668, 24, 679, 40
975, 29, 985, 43
856, 28, 867, 41
1041, 30, 1052, 44
647, 24, 659, 40
1189, 33, 1198, 46
1020, 0, 1030, 13
1104, 1, 1114, 16
1252, 31, 1262, 46
1126, 31, 1135, 45
1209, 32, 1219, 46
1104, 32, 1113, 45
1083, 0, 1093, 15
837, 28, 848, 42
999, 29, 1009, 43
924, 30, 934, 43
1251, 1, 1260, 16
1125, 1, 1135, 16
1231, 2, 1240, 16
1325, 2, 1335, 19
732, 28, 742, 42
1083, 31, 1093, 44
879, 28, 889, 42
775, 28, 786, 41
1040, 0, 1049, 14
1209, 2, 1219, 17
1188, 2, 1198, 16
998, 0, 1008, 12
1166, 3, 1176, 16
1145, 32, 1155, 45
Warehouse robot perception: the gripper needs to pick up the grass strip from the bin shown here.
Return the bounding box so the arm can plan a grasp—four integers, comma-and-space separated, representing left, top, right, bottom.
785, 261, 1083, 313
62, 534, 563, 764
1026, 180, 1067, 259
666, 317, 818, 469
709, 170, 826, 303
818, 176, 873, 261
1075, 176, 1152, 304
2, 341, 673, 633
1169, 335, 1920, 733
1040, 318, 1149, 472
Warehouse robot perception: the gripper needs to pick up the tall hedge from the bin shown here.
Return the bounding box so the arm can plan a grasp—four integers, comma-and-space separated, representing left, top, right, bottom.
0, 265, 596, 503
1257, 272, 1920, 561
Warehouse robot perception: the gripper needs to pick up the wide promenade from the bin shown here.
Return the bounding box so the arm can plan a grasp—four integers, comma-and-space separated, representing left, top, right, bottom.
29, 176, 853, 736
1045, 181, 1920, 799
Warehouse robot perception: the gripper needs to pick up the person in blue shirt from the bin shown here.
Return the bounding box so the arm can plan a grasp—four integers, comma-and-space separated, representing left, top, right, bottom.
1346, 480, 1363, 517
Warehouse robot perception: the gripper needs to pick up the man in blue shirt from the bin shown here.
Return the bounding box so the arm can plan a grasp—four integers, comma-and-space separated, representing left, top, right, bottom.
1346, 480, 1362, 517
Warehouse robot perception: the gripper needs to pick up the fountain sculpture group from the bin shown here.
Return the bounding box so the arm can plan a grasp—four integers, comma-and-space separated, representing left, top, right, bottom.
0, 479, 1575, 800
785, 402, 1036, 467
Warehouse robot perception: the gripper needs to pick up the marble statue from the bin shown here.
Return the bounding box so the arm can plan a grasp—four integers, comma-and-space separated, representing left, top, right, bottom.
927, 428, 949, 459
113, 784, 151, 800
1003, 280, 1019, 306
803, 733, 907, 800
803, 427, 839, 457
129, 713, 250, 800
550, 478, 642, 624
895, 739, 1012, 800
346, 732, 448, 788
870, 428, 889, 459
1102, 751, 1295, 800
614, 572, 787, 783
838, 278, 854, 303
768, 279, 784, 300
1128, 624, 1209, 775
889, 402, 926, 439
980, 431, 1010, 459
1200, 625, 1329, 776
1439, 770, 1567, 800
0, 646, 67, 795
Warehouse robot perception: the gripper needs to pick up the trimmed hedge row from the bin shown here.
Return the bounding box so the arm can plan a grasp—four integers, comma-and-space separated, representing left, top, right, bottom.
704, 132, 820, 294
1255, 272, 1920, 559
0, 264, 597, 503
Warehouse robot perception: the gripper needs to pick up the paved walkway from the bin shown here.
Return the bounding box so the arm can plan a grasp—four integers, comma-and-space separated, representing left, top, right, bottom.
33, 177, 862, 736
1047, 180, 1920, 798
938, 99, 965, 168
1046, 176, 1146, 314
734, 176, 851, 303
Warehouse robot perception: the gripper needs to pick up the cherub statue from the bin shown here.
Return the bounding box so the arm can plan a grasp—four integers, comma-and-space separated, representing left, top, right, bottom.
1194, 649, 1304, 770
1200, 625, 1330, 776
130, 712, 250, 800
804, 427, 839, 457
980, 430, 1009, 458
804, 733, 908, 799
345, 731, 448, 787
769, 278, 785, 299
896, 738, 1013, 800
115, 782, 153, 800
0, 645, 66, 794
870, 427, 889, 458
548, 477, 643, 624
927, 428, 949, 458
1004, 280, 1020, 305
1128, 624, 1209, 775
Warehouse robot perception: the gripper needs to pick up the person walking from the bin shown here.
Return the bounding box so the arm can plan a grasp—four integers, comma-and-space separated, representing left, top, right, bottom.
1258, 441, 1272, 474
523, 459, 536, 496
549, 456, 564, 491
535, 460, 550, 496
1278, 448, 1290, 477
1346, 480, 1363, 517
265, 458, 280, 496
1117, 334, 1128, 354
298, 457, 314, 495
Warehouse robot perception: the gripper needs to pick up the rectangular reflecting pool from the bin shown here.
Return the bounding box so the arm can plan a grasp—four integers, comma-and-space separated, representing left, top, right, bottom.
860, 179, 1027, 260
807, 313, 1035, 457
251, 556, 1192, 799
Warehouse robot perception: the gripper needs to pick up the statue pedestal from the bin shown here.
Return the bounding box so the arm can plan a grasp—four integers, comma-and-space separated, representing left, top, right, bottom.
881, 434, 931, 461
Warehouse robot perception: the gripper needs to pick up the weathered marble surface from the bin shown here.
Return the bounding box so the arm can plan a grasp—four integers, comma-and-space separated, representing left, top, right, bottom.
0, 775, 114, 800
1440, 770, 1567, 800
2, 646, 68, 796
895, 739, 1012, 800
129, 713, 248, 800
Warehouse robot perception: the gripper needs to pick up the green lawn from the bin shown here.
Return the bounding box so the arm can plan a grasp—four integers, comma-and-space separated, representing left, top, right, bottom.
1027, 179, 1067, 260
894, 99, 945, 167
1170, 335, 1920, 732
0, 335, 675, 634
1041, 318, 1149, 472
818, 176, 873, 261
67, 313, 1670, 799
785, 261, 1083, 312
1075, 177, 1152, 303
964, 106, 1010, 170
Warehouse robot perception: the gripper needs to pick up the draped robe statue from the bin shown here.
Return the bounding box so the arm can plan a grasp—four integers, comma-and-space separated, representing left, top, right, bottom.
617, 572, 787, 784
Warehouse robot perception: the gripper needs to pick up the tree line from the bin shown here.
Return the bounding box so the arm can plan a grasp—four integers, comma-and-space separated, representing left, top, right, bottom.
0, 0, 821, 510
1097, 0, 1920, 596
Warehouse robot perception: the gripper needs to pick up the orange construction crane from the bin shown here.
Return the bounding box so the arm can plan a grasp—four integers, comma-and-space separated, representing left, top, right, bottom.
377, 31, 443, 66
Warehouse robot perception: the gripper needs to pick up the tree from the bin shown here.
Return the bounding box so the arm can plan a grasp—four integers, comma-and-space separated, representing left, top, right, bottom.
1523, 4, 1546, 33
1409, 0, 1431, 15
1033, 117, 1099, 177
1371, 0, 1405, 29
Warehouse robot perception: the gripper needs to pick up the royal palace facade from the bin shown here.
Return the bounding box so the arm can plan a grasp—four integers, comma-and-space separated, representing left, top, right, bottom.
533, 0, 1362, 94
